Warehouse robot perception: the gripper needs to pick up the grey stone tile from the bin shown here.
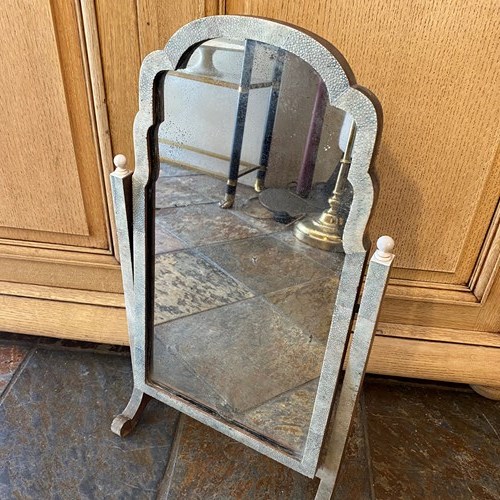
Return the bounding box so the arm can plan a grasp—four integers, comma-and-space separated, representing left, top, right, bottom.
152, 296, 325, 452
272, 230, 346, 270
154, 250, 253, 325
200, 234, 336, 295
0, 348, 178, 499
159, 162, 201, 178
149, 340, 229, 414
236, 379, 319, 454
159, 399, 371, 500
155, 212, 187, 255
175, 174, 227, 202
0, 344, 30, 396
266, 277, 340, 342
156, 203, 262, 247
364, 378, 500, 499
232, 196, 290, 234
328, 398, 374, 500
156, 176, 212, 209
160, 415, 319, 500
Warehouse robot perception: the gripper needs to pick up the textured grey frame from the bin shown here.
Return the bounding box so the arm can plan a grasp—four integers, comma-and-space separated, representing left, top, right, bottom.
128, 15, 380, 479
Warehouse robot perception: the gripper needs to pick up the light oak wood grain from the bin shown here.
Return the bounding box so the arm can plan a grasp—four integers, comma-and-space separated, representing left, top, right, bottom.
0, 281, 124, 307
136, 0, 222, 58
80, 0, 119, 254
0, 256, 122, 293
226, 0, 500, 286
368, 335, 500, 387
0, 0, 111, 249
0, 1, 120, 324
0, 0, 87, 237
376, 322, 500, 348
95, 0, 142, 168
0, 294, 128, 345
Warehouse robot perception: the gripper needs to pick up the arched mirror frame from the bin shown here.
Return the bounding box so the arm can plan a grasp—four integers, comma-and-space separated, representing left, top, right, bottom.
129, 15, 380, 478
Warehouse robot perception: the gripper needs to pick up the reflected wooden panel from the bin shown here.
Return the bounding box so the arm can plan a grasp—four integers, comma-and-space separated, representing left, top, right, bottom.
150, 164, 345, 457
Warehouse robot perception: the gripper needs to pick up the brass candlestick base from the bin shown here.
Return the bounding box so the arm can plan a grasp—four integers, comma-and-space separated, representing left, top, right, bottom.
294, 211, 344, 252
294, 120, 356, 252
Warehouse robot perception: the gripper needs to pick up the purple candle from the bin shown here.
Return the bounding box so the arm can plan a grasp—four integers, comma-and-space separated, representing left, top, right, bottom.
296, 78, 327, 197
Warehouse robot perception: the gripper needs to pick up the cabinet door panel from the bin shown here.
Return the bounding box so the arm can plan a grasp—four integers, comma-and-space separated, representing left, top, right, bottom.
0, 0, 122, 316
0, 0, 109, 249
226, 0, 500, 329
226, 0, 500, 288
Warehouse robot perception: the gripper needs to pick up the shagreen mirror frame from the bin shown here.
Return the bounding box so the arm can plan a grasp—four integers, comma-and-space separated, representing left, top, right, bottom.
110, 15, 395, 498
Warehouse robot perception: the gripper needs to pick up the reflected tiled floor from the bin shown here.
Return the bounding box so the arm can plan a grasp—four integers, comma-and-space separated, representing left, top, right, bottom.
151, 165, 346, 454
154, 249, 254, 325
1, 332, 499, 499
156, 203, 261, 247
199, 234, 338, 295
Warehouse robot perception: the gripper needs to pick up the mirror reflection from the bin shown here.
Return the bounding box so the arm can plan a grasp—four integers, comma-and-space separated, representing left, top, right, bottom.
150, 38, 354, 457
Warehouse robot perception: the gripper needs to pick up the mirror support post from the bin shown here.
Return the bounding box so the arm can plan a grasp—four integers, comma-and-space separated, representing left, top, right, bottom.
110, 155, 152, 436
110, 154, 134, 316
315, 236, 395, 499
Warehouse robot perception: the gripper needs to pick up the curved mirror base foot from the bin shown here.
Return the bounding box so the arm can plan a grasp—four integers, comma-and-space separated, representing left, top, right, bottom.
314, 477, 335, 500
111, 388, 152, 437
470, 384, 500, 401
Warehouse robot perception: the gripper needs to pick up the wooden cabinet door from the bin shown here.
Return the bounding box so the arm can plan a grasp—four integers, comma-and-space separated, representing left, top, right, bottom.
224, 0, 500, 386
0, 0, 126, 342
97, 0, 499, 385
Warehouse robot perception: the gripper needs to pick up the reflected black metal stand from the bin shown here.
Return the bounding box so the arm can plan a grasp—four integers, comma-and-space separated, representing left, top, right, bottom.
255, 47, 285, 193
220, 42, 285, 208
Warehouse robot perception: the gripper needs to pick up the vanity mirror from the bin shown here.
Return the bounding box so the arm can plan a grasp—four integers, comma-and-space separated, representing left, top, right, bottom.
110, 15, 395, 499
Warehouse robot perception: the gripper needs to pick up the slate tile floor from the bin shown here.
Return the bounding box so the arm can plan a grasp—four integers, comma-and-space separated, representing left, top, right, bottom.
151, 165, 346, 455
1, 332, 499, 499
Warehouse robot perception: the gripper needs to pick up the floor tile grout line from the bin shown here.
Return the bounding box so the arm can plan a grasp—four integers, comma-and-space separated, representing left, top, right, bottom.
156, 412, 185, 500
366, 375, 475, 394
154, 283, 328, 354
360, 390, 377, 500
0, 338, 39, 406
34, 343, 131, 357
192, 237, 338, 298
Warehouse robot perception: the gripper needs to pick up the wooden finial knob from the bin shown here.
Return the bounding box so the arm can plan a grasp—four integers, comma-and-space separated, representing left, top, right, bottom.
113, 154, 128, 174
112, 154, 130, 179
373, 235, 395, 264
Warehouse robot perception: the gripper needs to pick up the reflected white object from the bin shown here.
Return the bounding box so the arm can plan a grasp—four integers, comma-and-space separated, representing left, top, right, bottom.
338, 114, 354, 152
185, 40, 243, 77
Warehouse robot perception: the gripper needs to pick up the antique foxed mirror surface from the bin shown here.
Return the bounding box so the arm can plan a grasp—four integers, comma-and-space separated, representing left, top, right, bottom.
110, 15, 394, 499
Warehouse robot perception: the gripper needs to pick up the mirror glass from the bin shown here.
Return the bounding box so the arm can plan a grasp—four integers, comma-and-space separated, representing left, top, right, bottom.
149, 38, 354, 459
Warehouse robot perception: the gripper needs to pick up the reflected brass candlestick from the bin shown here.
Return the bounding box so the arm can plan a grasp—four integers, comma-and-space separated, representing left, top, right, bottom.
294, 122, 356, 251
